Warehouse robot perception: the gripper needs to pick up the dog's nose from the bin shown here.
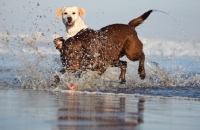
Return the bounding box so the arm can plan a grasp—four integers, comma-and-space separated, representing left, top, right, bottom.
67, 17, 72, 22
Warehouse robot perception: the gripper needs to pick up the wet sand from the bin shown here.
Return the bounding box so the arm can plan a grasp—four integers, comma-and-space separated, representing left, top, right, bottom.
0, 88, 200, 130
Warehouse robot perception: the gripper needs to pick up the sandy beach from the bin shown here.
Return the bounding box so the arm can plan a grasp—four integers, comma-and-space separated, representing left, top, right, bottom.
0, 88, 199, 130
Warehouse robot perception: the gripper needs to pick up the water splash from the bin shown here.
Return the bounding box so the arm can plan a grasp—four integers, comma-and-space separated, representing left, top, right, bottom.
152, 9, 186, 40
0, 8, 200, 99
152, 9, 177, 23
1, 33, 200, 93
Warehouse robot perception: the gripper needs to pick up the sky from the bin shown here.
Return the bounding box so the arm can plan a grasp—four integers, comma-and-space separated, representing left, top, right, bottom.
0, 0, 200, 56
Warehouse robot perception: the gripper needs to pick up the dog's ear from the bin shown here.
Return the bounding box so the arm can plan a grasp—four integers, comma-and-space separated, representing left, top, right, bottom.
56, 8, 62, 19
78, 8, 86, 18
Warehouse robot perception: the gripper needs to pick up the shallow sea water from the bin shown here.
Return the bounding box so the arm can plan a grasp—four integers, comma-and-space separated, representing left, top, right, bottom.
1, 43, 200, 129
0, 89, 200, 130
1, 23, 200, 130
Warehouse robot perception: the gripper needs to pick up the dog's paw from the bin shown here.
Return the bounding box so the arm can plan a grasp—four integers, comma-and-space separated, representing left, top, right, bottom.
60, 68, 66, 74
54, 75, 60, 84
139, 70, 146, 79
120, 79, 126, 84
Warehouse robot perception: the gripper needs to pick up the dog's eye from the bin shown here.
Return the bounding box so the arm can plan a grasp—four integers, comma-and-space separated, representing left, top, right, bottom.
72, 12, 76, 15
63, 12, 68, 15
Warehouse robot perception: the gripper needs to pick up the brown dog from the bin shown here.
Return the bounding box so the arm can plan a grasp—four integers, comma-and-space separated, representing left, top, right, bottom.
54, 10, 153, 84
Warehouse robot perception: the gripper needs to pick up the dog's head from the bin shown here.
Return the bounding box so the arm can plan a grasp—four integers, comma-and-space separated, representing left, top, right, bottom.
56, 6, 85, 28
54, 37, 65, 50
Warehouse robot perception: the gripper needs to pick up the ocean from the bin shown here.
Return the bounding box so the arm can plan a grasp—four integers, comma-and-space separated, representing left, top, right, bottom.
0, 33, 200, 130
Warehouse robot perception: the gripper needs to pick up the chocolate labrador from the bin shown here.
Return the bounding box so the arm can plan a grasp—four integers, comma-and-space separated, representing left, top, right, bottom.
54, 10, 153, 84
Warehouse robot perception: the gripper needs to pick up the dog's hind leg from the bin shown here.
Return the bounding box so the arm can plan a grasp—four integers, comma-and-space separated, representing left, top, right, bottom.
138, 52, 146, 79
113, 60, 127, 84
124, 37, 146, 80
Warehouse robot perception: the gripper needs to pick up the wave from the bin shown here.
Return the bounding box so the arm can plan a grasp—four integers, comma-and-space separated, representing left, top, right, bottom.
1, 32, 200, 56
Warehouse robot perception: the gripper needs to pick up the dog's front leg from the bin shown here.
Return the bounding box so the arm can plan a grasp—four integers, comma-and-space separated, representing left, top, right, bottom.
53, 75, 60, 84
60, 68, 66, 74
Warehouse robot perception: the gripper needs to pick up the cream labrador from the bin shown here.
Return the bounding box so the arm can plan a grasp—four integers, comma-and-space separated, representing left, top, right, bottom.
56, 6, 88, 38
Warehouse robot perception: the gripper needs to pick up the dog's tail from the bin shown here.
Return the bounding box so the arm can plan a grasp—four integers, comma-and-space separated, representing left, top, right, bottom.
128, 10, 153, 28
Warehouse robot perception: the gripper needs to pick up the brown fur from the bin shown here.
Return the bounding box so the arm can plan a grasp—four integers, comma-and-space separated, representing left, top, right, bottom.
54, 10, 152, 83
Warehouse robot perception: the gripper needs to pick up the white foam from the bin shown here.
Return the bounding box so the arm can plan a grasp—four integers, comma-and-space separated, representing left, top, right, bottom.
1, 32, 200, 57
59, 89, 200, 101
142, 38, 200, 57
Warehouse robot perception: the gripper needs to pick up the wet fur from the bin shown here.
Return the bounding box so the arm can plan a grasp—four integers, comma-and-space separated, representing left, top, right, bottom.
54, 10, 152, 83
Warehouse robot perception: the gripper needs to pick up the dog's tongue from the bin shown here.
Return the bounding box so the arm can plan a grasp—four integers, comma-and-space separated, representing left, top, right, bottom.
67, 22, 74, 26
68, 83, 77, 91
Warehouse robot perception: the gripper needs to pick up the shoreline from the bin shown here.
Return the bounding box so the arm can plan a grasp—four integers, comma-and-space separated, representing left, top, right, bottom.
0, 88, 200, 130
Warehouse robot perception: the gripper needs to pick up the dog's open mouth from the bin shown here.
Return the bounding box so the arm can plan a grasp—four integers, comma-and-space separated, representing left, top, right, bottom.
66, 21, 75, 27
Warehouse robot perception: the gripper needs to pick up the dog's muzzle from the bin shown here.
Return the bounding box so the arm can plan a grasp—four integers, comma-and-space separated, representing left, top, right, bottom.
66, 17, 74, 26
67, 17, 72, 22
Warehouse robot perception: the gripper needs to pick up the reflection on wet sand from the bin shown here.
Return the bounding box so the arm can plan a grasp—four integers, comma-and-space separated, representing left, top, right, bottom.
1, 89, 200, 130
56, 93, 144, 130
